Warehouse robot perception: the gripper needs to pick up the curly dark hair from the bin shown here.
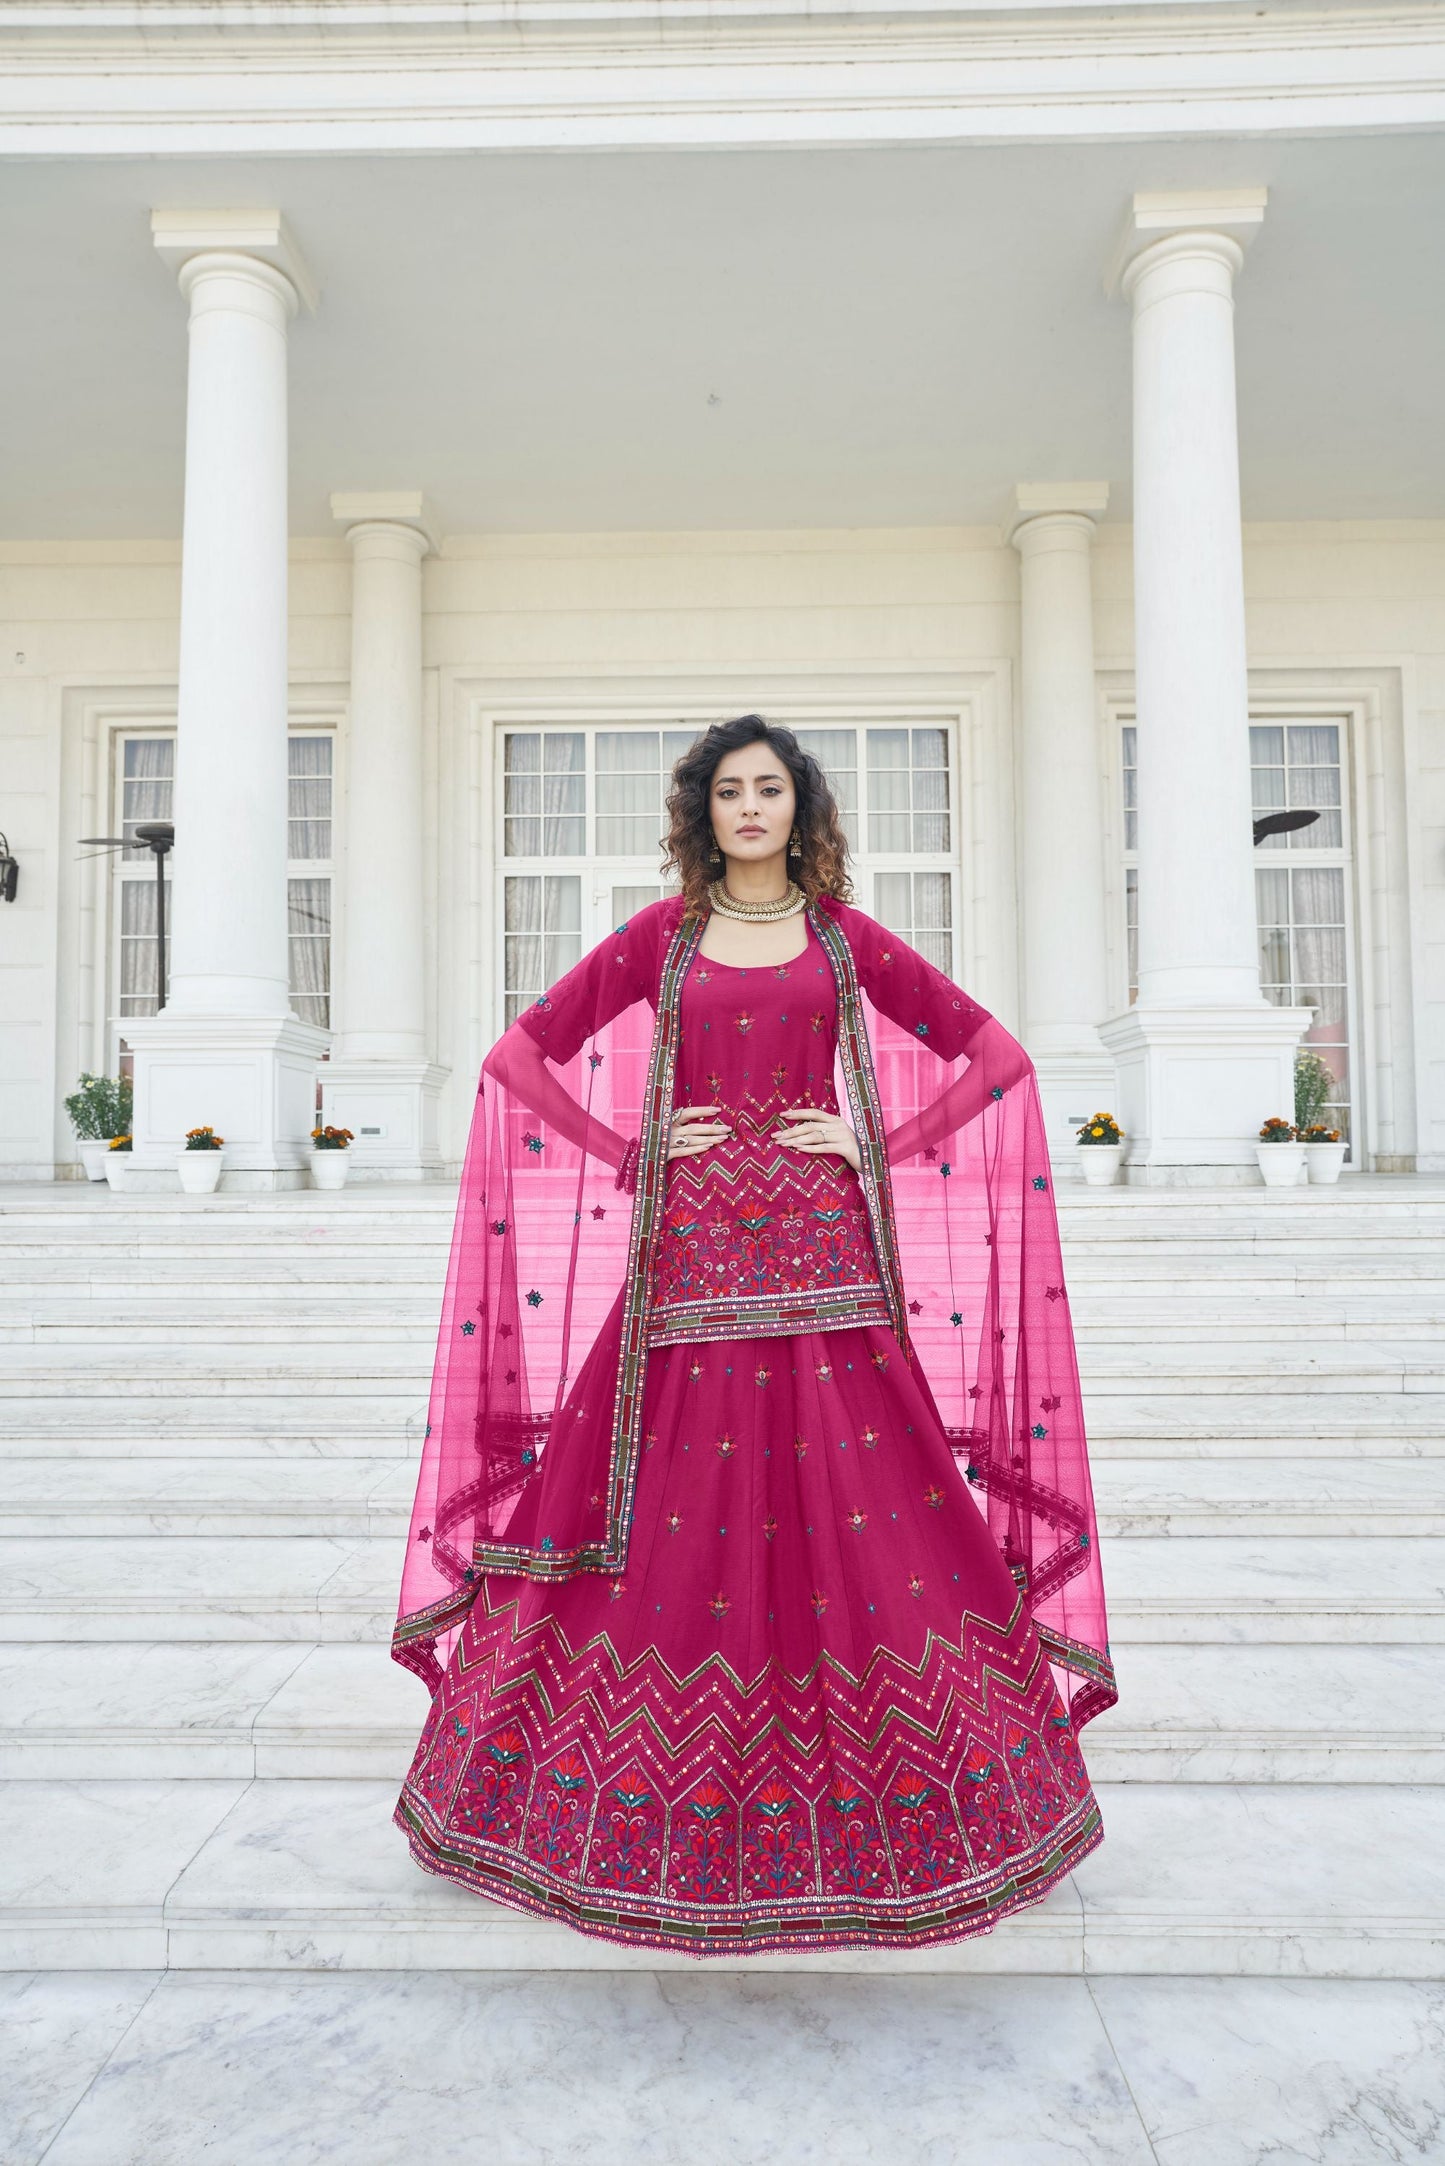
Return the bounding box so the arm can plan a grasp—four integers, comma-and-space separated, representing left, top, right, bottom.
662, 716, 854, 916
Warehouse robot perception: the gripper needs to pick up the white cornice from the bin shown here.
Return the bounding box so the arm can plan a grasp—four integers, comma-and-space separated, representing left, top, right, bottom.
2, 5, 1444, 153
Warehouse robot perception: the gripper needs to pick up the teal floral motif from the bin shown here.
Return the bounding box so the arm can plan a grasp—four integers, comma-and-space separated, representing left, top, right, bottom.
526, 1289, 543, 1308
950, 1310, 963, 1326
491, 1219, 507, 1235
461, 1319, 476, 1336
523, 1133, 543, 1154
915, 1022, 929, 1037
991, 1084, 1004, 1100
1031, 1423, 1047, 1439
1032, 1173, 1048, 1189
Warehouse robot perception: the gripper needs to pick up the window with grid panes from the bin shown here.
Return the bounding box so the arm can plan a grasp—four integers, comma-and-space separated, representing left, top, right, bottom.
110, 731, 335, 1062
1251, 722, 1353, 1143
1119, 717, 1355, 1145
287, 734, 334, 1031
497, 722, 960, 1026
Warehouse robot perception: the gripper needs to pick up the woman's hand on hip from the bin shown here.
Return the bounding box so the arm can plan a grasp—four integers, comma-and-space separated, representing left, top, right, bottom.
667, 1104, 732, 1160
773, 1105, 862, 1173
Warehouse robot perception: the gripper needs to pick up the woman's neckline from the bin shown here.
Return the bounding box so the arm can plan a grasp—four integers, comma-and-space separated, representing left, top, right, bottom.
694, 911, 816, 973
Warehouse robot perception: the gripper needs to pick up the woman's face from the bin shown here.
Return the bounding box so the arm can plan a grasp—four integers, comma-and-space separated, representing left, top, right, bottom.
708, 739, 797, 871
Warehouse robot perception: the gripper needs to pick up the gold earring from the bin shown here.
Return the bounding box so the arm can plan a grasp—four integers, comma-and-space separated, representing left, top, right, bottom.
788, 828, 802, 860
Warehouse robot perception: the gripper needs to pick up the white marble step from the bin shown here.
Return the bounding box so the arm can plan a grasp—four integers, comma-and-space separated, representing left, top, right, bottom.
1, 1533, 1438, 1644
9, 1392, 1442, 1460
2, 1455, 1437, 1540
0, 1641, 1436, 1785
2, 1774, 1440, 1976
5, 1342, 1443, 1398
7, 1302, 1445, 1348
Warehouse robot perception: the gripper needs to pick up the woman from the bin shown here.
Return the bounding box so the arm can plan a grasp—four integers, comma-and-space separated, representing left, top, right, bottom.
392, 715, 1116, 1956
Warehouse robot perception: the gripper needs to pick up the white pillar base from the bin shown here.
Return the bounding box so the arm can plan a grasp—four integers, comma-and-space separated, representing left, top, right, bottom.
1034, 1047, 1121, 1177
123, 1012, 331, 1191
1096, 1001, 1314, 1184
319, 1057, 450, 1180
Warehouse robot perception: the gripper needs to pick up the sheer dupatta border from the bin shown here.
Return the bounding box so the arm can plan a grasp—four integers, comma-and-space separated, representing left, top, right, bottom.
392, 893, 1117, 1732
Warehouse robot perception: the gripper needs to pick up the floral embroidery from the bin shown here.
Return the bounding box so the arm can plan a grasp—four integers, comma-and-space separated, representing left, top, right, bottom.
460, 1319, 475, 1336
907, 1574, 925, 1598
810, 1589, 829, 1617
715, 1433, 736, 1460
1032, 1174, 1048, 1190
762, 1513, 778, 1541
735, 1012, 755, 1035
708, 1590, 731, 1620
860, 1424, 880, 1448
816, 1361, 833, 1383
755, 1365, 772, 1388
522, 1132, 543, 1154
526, 1289, 543, 1308
665, 1511, 683, 1535
844, 1508, 868, 1534
491, 1219, 507, 1235
923, 1484, 945, 1509
793, 1433, 809, 1460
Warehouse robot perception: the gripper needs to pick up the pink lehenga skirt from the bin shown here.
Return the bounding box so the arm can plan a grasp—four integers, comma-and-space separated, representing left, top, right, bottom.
393, 1323, 1104, 1957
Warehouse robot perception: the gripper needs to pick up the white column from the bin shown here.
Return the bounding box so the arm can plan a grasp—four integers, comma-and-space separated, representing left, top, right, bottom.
1098, 192, 1311, 1181
320, 492, 447, 1177
124, 213, 329, 1192
1006, 484, 1115, 1169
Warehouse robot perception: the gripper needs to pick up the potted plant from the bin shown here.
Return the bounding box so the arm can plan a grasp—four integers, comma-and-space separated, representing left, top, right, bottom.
1074, 1110, 1125, 1186
1254, 1114, 1306, 1188
309, 1124, 355, 1190
103, 1132, 133, 1190
1295, 1048, 1347, 1184
178, 1124, 225, 1194
64, 1072, 133, 1181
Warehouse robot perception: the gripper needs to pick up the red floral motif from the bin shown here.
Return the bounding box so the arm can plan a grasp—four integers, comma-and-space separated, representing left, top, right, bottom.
715, 1433, 736, 1460
524, 1749, 594, 1880
668, 1777, 740, 1905
860, 1424, 880, 1449
665, 1511, 683, 1535
755, 1365, 772, 1387
762, 1513, 779, 1541
907, 1574, 925, 1599
1005, 1720, 1070, 1834
810, 1589, 829, 1617
819, 1774, 891, 1897
844, 1508, 868, 1534
793, 1433, 810, 1460
742, 1779, 816, 1899
455, 1723, 529, 1846
587, 1762, 665, 1894
734, 1011, 755, 1035
955, 1737, 1029, 1864
415, 1697, 474, 1816
708, 1590, 731, 1620
883, 1765, 967, 1893
923, 1484, 945, 1510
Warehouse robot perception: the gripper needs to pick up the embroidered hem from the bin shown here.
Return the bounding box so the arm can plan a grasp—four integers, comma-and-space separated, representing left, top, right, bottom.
394, 1788, 1103, 1958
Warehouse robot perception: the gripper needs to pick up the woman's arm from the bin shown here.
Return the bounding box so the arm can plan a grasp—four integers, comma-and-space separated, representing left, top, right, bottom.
833, 901, 1033, 1163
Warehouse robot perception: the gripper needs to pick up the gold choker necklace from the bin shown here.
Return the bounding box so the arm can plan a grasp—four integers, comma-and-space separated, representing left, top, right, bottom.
707, 877, 807, 921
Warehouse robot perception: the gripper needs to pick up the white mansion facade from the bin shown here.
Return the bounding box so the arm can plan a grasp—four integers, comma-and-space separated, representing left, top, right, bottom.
1, 3, 1443, 1187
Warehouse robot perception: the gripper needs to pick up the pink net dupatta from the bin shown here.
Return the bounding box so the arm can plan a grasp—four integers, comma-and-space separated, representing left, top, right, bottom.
393, 892, 1116, 1734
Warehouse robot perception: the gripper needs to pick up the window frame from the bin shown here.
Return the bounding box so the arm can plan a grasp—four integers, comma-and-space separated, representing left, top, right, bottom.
491, 716, 963, 1035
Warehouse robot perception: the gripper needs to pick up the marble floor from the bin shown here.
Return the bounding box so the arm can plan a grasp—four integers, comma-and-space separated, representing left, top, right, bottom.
3, 1970, 1441, 2166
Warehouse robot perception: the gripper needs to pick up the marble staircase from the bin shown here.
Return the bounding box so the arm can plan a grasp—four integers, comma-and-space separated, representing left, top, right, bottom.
2, 1178, 1443, 1976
